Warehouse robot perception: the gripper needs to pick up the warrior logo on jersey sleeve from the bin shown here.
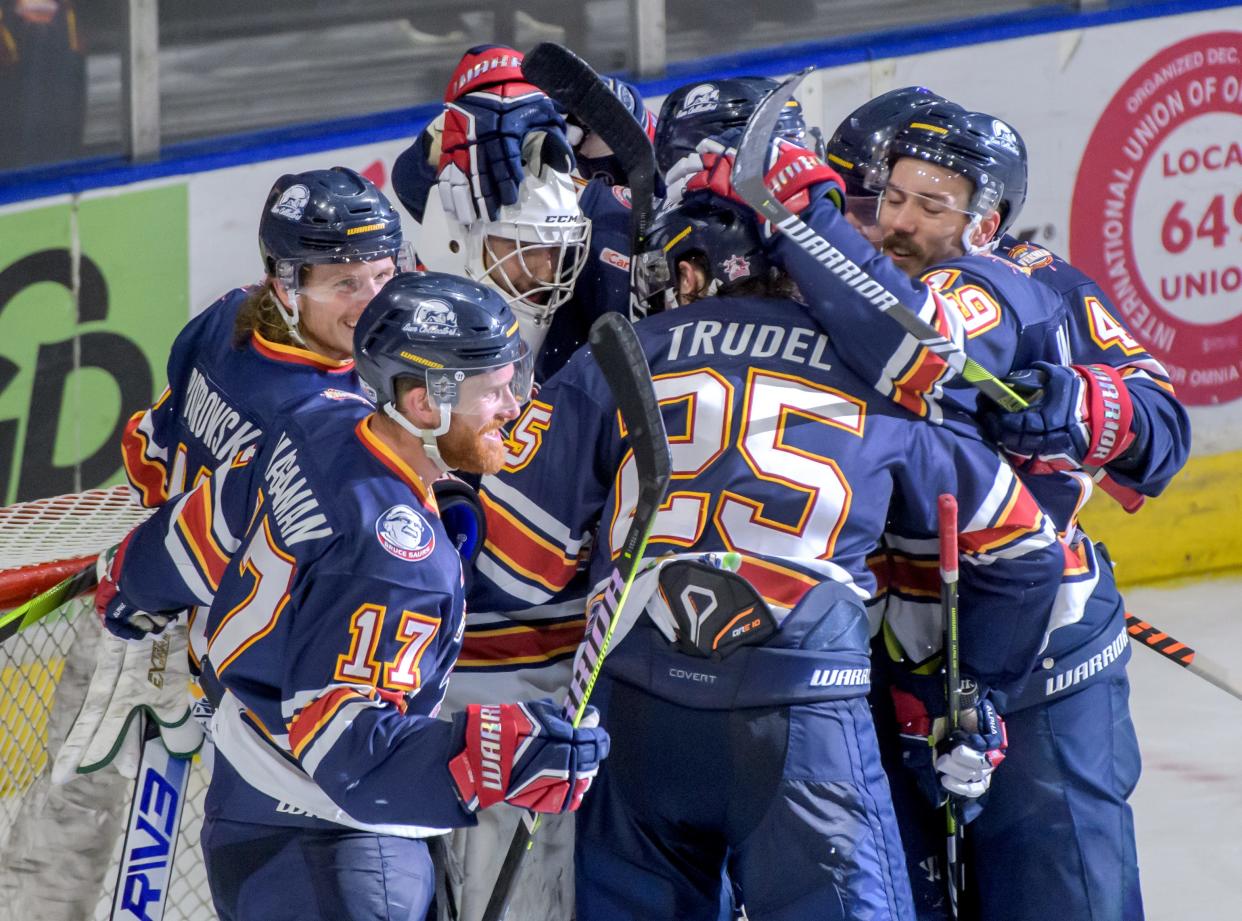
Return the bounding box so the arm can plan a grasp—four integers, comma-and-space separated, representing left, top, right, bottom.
376, 504, 436, 561
403, 300, 459, 336
271, 185, 310, 220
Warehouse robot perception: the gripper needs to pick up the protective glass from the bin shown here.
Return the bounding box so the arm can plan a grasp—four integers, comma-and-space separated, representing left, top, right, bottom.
424, 339, 535, 418
274, 241, 416, 297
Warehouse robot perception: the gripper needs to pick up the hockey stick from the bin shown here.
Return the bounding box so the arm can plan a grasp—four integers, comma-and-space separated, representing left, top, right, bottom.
1126, 613, 1242, 702
109, 714, 192, 921
520, 42, 658, 317
938, 494, 968, 919
481, 312, 672, 921
0, 558, 98, 645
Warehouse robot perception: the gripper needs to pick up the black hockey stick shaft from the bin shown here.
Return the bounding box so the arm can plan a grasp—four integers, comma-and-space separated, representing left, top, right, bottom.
521, 42, 658, 314
0, 558, 98, 646
1125, 613, 1242, 702
482, 313, 672, 921
938, 495, 968, 919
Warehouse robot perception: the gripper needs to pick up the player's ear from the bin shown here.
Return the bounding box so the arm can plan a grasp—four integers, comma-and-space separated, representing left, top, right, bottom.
398, 383, 442, 429
676, 259, 708, 305
973, 210, 1002, 248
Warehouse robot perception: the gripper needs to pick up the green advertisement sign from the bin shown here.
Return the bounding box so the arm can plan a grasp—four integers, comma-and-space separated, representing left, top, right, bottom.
0, 185, 188, 504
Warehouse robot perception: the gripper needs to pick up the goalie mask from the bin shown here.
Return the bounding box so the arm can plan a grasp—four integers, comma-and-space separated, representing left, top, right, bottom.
259, 167, 414, 344
353, 272, 533, 465
415, 162, 591, 357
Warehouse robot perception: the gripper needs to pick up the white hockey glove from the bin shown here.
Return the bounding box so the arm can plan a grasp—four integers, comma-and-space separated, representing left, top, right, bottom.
52, 618, 203, 783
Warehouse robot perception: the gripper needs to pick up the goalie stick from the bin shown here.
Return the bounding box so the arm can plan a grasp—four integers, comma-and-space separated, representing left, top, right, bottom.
520, 42, 658, 319
481, 313, 672, 921
731, 72, 1146, 513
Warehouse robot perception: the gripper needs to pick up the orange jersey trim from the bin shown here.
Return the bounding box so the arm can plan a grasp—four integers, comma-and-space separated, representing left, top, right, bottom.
252, 332, 355, 373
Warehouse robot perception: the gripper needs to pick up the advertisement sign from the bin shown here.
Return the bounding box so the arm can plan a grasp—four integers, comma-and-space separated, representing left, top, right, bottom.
1071, 31, 1242, 405
0, 186, 188, 503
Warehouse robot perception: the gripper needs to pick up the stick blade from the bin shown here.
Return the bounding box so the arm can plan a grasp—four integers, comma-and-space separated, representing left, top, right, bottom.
733, 68, 814, 213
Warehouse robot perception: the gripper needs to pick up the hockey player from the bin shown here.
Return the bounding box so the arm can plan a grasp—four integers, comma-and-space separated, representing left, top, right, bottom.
691, 95, 1188, 920
53, 166, 409, 781
468, 185, 1070, 920
392, 43, 654, 380
92, 272, 610, 921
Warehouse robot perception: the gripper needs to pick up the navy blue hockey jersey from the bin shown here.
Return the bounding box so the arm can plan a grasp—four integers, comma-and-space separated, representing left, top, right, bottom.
121, 287, 363, 507
470, 294, 1067, 702
115, 393, 476, 834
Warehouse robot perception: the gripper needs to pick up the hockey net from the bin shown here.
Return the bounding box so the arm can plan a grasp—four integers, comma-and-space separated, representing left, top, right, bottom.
0, 486, 216, 921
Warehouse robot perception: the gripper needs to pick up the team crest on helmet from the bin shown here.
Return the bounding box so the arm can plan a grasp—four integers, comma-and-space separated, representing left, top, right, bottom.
722, 253, 751, 281
271, 184, 311, 221
678, 84, 720, 118
403, 299, 459, 336
376, 504, 435, 561
991, 119, 1020, 154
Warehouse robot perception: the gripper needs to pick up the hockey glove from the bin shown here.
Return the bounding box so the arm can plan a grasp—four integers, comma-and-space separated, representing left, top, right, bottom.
669, 133, 845, 220
52, 619, 202, 783
94, 535, 178, 640
981, 361, 1137, 473
437, 44, 573, 224
891, 686, 1007, 820
448, 698, 610, 814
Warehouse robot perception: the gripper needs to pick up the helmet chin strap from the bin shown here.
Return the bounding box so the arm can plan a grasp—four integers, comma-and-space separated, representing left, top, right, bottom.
960, 214, 1001, 256
382, 402, 456, 473
274, 286, 309, 348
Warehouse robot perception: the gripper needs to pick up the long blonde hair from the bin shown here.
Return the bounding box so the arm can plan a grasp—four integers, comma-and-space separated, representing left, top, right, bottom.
232, 280, 297, 349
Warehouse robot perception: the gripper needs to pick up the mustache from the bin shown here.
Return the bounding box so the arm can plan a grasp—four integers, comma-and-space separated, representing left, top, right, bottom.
881, 233, 923, 259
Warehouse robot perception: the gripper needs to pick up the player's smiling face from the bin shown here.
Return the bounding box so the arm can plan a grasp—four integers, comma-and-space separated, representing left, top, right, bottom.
436, 365, 522, 475
877, 158, 976, 277
295, 258, 397, 360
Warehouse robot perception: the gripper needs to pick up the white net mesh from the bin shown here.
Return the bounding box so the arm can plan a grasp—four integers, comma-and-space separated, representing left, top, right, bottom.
0, 487, 217, 921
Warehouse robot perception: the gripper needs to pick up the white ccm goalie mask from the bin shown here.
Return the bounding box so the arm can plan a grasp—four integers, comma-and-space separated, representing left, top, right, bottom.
417, 167, 591, 356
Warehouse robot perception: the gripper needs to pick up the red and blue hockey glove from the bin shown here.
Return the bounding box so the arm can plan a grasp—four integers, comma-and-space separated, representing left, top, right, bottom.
94, 533, 178, 641
981, 361, 1136, 473
437, 45, 573, 224
449, 698, 610, 814
668, 132, 845, 221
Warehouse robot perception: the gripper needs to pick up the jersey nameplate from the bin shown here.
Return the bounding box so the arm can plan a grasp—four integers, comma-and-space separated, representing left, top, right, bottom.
183, 367, 263, 463
264, 434, 333, 546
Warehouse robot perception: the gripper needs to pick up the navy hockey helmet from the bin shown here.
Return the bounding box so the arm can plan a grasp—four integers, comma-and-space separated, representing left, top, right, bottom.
882, 103, 1029, 239
825, 86, 945, 198
654, 77, 819, 176
259, 167, 407, 278
353, 272, 533, 429
635, 191, 771, 315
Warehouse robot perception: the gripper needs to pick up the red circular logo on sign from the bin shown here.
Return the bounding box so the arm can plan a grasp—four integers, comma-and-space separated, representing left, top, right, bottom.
1070, 32, 1242, 405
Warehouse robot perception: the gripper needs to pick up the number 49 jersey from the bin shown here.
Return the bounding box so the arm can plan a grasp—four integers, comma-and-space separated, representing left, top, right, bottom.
116, 394, 476, 835
471, 295, 1067, 701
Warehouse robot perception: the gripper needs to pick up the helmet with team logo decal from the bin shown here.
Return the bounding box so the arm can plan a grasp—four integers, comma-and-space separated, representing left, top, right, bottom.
654, 76, 821, 177
258, 167, 414, 342
879, 102, 1029, 239
635, 190, 773, 316
353, 272, 533, 437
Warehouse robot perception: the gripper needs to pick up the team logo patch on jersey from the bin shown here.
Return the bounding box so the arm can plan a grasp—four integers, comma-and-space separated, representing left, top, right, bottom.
722, 254, 751, 281
678, 84, 719, 117
320, 388, 373, 405
271, 184, 311, 221
600, 247, 630, 271
1006, 242, 1054, 271
611, 184, 633, 209
403, 299, 459, 336
376, 504, 435, 561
